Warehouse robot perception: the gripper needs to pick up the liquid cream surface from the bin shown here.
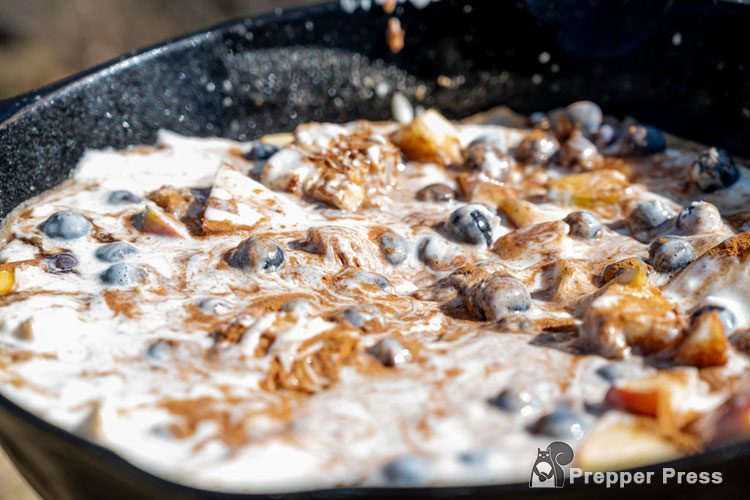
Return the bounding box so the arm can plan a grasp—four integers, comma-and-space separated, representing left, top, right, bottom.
0, 110, 748, 492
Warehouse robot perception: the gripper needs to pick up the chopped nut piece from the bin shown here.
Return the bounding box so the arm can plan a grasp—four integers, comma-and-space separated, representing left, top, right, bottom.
382, 0, 396, 14
260, 132, 295, 147
386, 17, 405, 53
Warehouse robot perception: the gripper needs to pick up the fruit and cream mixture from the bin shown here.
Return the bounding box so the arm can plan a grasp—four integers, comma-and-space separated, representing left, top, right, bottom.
1, 102, 750, 491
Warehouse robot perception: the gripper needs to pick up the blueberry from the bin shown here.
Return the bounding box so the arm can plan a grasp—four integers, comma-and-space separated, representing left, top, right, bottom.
625, 200, 675, 243
101, 263, 145, 286
471, 275, 531, 321
95, 241, 137, 263
447, 204, 494, 246
197, 297, 232, 315
382, 455, 433, 486
416, 183, 455, 202
595, 364, 621, 382
529, 410, 586, 440
692, 304, 736, 333
592, 123, 619, 149
675, 201, 722, 234
467, 135, 505, 149
529, 112, 550, 129
334, 305, 384, 329
417, 235, 448, 267
49, 253, 77, 272
458, 449, 490, 467
146, 340, 173, 363
488, 389, 539, 414
648, 236, 696, 272
368, 338, 412, 366
690, 147, 740, 193
378, 232, 409, 265
40, 211, 91, 240
108, 190, 140, 204
515, 131, 559, 164
463, 143, 514, 182
244, 143, 279, 161
624, 124, 666, 155
226, 236, 285, 272
563, 210, 601, 239
565, 101, 603, 138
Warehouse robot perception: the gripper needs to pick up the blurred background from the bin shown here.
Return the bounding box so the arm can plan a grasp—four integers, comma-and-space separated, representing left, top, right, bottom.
0, 0, 318, 100
1, 3, 321, 498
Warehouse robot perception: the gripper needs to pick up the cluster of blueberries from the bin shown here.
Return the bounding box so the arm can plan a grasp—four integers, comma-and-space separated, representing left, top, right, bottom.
39, 190, 144, 286
621, 198, 728, 278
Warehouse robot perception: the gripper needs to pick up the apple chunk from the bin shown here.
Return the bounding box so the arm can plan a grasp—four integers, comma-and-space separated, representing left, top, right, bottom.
691, 394, 750, 446
577, 419, 682, 472
0, 266, 14, 295
605, 370, 708, 429
390, 109, 462, 165
547, 169, 629, 208
131, 206, 186, 238
605, 382, 660, 417
675, 310, 730, 368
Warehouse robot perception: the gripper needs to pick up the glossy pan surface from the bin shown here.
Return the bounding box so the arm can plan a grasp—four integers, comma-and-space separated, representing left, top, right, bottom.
0, 1, 749, 498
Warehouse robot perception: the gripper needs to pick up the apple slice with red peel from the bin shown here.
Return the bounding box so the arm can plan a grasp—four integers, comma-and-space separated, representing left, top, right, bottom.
675, 309, 730, 368
692, 394, 750, 446
605, 370, 709, 429
605, 383, 660, 418
131, 206, 186, 238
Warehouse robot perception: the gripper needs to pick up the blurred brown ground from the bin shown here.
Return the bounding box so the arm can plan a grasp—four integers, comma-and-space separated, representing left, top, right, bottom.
0, 2, 318, 498
0, 0, 319, 100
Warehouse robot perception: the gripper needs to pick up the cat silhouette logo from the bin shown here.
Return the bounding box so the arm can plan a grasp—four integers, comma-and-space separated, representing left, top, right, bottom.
529, 441, 574, 488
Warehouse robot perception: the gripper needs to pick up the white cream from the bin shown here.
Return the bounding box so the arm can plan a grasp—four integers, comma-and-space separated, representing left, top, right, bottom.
0, 119, 746, 494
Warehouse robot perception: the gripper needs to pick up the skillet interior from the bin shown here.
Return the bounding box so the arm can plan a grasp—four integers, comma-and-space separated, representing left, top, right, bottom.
0, 0, 750, 498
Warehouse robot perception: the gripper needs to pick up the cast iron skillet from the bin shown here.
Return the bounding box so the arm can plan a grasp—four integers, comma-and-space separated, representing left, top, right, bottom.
1, 1, 750, 498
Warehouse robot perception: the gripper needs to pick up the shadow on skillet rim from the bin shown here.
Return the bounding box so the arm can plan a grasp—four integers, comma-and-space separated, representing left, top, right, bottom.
1, 0, 750, 498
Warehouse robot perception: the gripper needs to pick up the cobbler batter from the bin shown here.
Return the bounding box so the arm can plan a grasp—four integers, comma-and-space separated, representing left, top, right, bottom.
0, 103, 749, 491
